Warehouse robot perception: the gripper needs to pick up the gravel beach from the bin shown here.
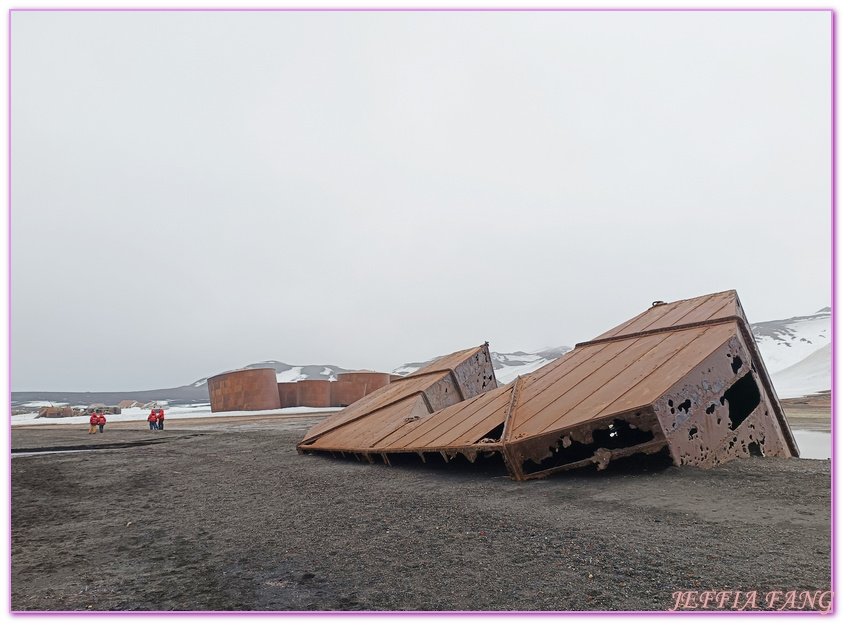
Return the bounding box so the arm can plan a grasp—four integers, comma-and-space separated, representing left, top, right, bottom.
11, 413, 832, 612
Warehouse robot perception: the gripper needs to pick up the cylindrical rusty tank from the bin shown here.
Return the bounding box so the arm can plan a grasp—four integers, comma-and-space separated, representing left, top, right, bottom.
337, 371, 391, 395
277, 382, 298, 408
208, 368, 281, 412
296, 379, 332, 408
330, 380, 368, 407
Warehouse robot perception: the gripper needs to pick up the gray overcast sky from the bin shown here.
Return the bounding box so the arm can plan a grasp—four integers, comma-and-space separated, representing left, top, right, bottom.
11, 9, 832, 392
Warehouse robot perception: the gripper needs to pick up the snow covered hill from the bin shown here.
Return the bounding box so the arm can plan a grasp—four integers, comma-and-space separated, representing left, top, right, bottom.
185, 308, 834, 400
768, 343, 831, 399
392, 346, 573, 385
751, 307, 831, 399
12, 306, 831, 410
191, 361, 351, 387
391, 310, 832, 398
751, 308, 831, 373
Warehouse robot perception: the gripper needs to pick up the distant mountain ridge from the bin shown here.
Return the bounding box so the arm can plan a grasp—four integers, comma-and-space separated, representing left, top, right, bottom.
11, 307, 831, 408
392, 346, 573, 385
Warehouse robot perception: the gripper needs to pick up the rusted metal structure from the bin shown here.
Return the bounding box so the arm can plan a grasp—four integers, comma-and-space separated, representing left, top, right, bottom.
330, 380, 368, 408
297, 379, 333, 408
298, 343, 498, 452
337, 371, 391, 393
297, 291, 798, 479
208, 368, 281, 413
277, 382, 298, 408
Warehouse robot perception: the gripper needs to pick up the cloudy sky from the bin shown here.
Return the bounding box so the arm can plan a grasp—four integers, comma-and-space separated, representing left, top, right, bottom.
11, 9, 832, 392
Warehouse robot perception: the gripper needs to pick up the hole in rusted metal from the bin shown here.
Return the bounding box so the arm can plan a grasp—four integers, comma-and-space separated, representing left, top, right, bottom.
747, 441, 764, 457
720, 373, 761, 431
705, 404, 716, 415
677, 399, 691, 413
522, 419, 655, 475
730, 355, 743, 374
688, 426, 699, 441
478, 422, 504, 443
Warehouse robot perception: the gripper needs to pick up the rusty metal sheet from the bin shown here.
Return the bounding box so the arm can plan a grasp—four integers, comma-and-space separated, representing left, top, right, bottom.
304, 395, 429, 451
409, 344, 490, 378
300, 371, 451, 443
389, 385, 512, 450
511, 330, 703, 439
592, 290, 737, 341
297, 291, 798, 480
299, 343, 497, 448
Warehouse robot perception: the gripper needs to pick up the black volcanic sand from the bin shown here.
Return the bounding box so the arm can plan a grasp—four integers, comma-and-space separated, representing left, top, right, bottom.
11, 416, 831, 612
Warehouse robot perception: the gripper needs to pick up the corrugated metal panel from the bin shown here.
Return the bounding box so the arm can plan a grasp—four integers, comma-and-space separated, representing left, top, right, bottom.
513, 324, 735, 439
409, 344, 488, 378
592, 290, 737, 341
297, 291, 797, 478
300, 343, 496, 447
386, 385, 512, 450
305, 395, 429, 451
300, 371, 450, 443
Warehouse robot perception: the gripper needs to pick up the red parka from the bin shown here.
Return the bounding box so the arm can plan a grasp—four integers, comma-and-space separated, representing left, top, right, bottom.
147, 411, 158, 422
89, 413, 99, 425
97, 414, 106, 425
157, 409, 164, 420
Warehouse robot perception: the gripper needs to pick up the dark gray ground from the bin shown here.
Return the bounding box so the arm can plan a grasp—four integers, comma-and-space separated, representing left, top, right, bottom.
11, 415, 831, 612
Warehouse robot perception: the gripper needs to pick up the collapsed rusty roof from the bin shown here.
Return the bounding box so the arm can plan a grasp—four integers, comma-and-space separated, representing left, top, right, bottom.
298, 290, 798, 479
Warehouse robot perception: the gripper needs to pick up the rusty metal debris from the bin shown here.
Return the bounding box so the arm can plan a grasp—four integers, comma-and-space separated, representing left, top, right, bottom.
297, 291, 799, 478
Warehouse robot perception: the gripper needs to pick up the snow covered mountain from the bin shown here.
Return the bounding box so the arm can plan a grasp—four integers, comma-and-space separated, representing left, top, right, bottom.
188, 308, 831, 399
191, 361, 352, 387
751, 308, 831, 374
392, 346, 573, 385
752, 308, 832, 399
13, 307, 830, 409
391, 309, 832, 398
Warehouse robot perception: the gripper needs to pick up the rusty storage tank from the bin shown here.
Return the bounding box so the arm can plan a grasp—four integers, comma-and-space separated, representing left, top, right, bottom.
337, 371, 391, 395
278, 382, 298, 408
208, 368, 281, 413
297, 379, 332, 408
331, 380, 368, 408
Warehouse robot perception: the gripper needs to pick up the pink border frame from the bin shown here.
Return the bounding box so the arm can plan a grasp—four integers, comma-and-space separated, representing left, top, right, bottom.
5, 7, 836, 616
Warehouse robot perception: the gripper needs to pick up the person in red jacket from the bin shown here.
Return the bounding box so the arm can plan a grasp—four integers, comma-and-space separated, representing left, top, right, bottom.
147, 409, 158, 431
156, 409, 165, 431
88, 412, 98, 435
97, 412, 106, 433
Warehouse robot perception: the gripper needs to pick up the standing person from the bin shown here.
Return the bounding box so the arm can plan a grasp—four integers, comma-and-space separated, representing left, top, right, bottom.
97, 412, 106, 433
156, 409, 165, 430
88, 412, 98, 435
147, 409, 158, 431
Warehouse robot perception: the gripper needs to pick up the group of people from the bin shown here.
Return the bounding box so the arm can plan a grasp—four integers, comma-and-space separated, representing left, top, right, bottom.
85, 409, 167, 434
147, 408, 166, 430
87, 412, 106, 434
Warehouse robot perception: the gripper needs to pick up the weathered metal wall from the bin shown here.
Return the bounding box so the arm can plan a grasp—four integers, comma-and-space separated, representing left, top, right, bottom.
337, 372, 391, 394
422, 374, 465, 412
277, 382, 298, 408
452, 346, 498, 398
297, 379, 332, 408
331, 380, 368, 407
208, 368, 281, 413
654, 331, 794, 468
